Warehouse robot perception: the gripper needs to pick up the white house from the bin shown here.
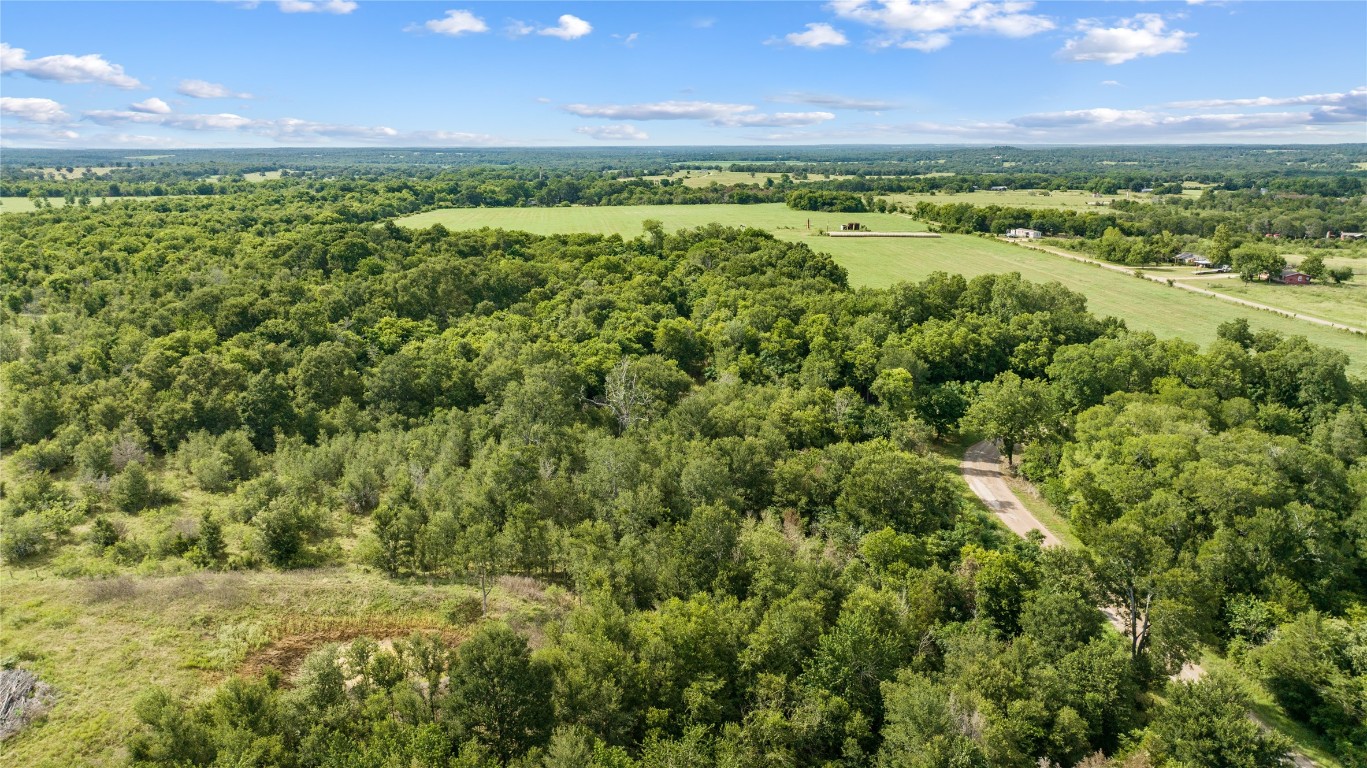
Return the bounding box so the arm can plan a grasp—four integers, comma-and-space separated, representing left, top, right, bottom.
1006, 228, 1042, 239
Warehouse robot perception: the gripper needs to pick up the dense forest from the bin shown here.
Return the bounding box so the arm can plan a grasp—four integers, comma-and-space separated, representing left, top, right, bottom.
2, 157, 1365, 767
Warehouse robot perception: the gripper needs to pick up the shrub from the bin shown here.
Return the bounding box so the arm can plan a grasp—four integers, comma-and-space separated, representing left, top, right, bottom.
89, 517, 122, 550
74, 432, 117, 478
1, 515, 48, 563
110, 462, 154, 513
186, 513, 227, 568
12, 440, 70, 473
255, 501, 304, 568
177, 430, 259, 493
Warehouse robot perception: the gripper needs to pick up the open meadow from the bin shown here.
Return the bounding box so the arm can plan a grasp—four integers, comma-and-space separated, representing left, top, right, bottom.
0, 568, 545, 767
395, 203, 1367, 373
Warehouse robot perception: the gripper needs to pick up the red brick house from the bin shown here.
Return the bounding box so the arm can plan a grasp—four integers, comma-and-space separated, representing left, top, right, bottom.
1273, 268, 1312, 285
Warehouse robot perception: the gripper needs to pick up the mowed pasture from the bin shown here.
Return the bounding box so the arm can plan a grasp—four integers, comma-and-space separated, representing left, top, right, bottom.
395, 203, 927, 236
1181, 276, 1367, 331
394, 204, 1366, 372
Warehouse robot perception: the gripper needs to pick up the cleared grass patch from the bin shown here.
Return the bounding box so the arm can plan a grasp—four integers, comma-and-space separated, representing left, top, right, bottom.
0, 569, 541, 767
392, 204, 1365, 374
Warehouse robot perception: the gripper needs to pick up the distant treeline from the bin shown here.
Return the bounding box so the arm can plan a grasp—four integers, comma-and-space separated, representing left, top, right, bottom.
908, 190, 1367, 241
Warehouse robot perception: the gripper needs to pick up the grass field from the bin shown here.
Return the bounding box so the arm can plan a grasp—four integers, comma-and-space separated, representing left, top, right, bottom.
394, 204, 1366, 373
26, 167, 123, 180
1178, 277, 1367, 331
0, 569, 548, 767
640, 169, 884, 188
0, 195, 184, 214
395, 202, 927, 236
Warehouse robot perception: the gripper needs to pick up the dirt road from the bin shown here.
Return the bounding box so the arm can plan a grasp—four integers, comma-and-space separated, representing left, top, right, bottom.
961, 440, 1062, 547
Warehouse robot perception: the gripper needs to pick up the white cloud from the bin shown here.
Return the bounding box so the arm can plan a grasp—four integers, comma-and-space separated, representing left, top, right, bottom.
130, 97, 172, 114
885, 95, 1365, 142
422, 9, 488, 36
277, 0, 356, 14
177, 79, 253, 99
0, 125, 81, 146
539, 14, 592, 40
505, 14, 593, 40
576, 124, 650, 141
829, 0, 1054, 51
1166, 87, 1366, 111
1060, 14, 1193, 65
563, 100, 835, 127
1101, 80, 1123, 87
0, 96, 69, 123
773, 92, 901, 111
85, 109, 257, 131
75, 104, 521, 146
783, 23, 849, 48
0, 43, 142, 88
900, 33, 951, 51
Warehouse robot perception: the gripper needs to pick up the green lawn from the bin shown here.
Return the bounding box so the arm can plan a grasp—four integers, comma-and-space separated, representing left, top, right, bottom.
393, 204, 1366, 374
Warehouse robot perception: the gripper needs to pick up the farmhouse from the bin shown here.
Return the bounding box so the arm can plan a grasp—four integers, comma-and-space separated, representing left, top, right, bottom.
1340, 232, 1365, 240
1006, 228, 1042, 239
1273, 268, 1313, 285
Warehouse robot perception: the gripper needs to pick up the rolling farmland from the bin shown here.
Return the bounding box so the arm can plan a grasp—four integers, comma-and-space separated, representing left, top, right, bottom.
395, 203, 1366, 372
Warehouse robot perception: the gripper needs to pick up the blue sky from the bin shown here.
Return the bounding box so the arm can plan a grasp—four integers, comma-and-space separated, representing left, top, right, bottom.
1, 1, 1364, 147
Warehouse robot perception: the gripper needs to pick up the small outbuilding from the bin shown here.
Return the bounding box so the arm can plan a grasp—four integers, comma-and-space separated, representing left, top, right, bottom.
1006, 228, 1042, 239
